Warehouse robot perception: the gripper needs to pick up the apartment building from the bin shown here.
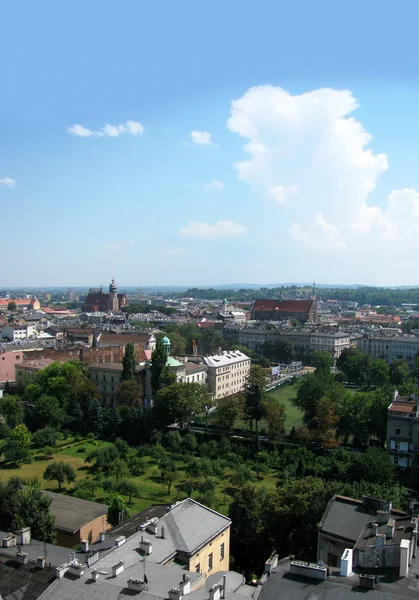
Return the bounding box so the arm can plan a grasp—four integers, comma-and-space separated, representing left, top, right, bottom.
386, 390, 419, 487
1, 323, 37, 341
356, 333, 419, 366
204, 350, 251, 399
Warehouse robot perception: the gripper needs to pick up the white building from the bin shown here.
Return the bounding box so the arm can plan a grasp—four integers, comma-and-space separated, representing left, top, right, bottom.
204, 350, 251, 400
1, 324, 37, 342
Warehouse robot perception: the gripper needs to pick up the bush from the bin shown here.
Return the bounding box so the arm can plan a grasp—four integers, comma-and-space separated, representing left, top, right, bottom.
74, 433, 82, 443
76, 447, 86, 453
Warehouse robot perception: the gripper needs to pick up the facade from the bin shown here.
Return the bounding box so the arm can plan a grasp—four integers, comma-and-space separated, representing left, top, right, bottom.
251, 299, 318, 323
15, 358, 55, 385
88, 362, 144, 405
386, 390, 419, 487
82, 278, 128, 312
43, 490, 109, 547
0, 297, 40, 312
1, 323, 37, 341
204, 350, 251, 400
0, 348, 25, 385
355, 333, 419, 366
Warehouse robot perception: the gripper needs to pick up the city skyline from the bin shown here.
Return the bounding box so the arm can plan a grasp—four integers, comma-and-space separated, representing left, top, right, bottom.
2, 1, 419, 286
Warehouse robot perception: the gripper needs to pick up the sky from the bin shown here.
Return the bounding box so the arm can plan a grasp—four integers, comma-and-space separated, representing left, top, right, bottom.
2, 0, 419, 287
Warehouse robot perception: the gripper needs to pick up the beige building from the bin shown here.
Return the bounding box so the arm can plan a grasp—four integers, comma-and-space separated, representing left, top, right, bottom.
15, 358, 55, 385
204, 350, 251, 399
386, 390, 419, 487
88, 362, 145, 405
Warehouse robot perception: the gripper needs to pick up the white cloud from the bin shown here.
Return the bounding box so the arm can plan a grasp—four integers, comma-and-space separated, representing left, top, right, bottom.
67, 120, 144, 138
227, 84, 419, 270
165, 246, 186, 255
0, 177, 16, 189
190, 130, 214, 145
180, 220, 246, 240
268, 185, 297, 204
203, 180, 224, 191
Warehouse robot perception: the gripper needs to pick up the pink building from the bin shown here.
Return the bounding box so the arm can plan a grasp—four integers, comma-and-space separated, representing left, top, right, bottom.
0, 349, 24, 386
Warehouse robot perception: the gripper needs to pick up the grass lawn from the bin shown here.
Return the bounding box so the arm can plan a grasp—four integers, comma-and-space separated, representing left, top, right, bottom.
265, 383, 303, 432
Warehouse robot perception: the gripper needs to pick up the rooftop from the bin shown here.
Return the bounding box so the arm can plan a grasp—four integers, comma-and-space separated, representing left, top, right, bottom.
43, 491, 108, 534
204, 350, 250, 368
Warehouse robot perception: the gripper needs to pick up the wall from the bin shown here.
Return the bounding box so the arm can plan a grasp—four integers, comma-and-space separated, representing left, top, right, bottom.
317, 533, 348, 568
355, 543, 401, 570
188, 526, 230, 575
0, 350, 24, 385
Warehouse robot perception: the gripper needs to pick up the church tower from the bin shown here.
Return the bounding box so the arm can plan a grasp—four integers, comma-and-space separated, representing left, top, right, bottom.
107, 278, 119, 312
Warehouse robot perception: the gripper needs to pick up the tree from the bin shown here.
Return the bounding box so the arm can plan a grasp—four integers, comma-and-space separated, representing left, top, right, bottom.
370, 359, 390, 387
390, 359, 410, 386
311, 396, 339, 448
231, 465, 254, 487
86, 445, 119, 471
33, 426, 60, 448
34, 395, 65, 428
0, 478, 56, 542
107, 494, 130, 526
215, 394, 245, 433
154, 382, 209, 429
110, 458, 130, 482
0, 394, 24, 427
348, 447, 396, 484
262, 339, 294, 363
293, 372, 347, 429
265, 402, 286, 441
7, 301, 16, 311
150, 338, 168, 395
243, 366, 267, 449
4, 424, 32, 464
115, 380, 143, 406
118, 479, 139, 504
336, 348, 372, 386
161, 469, 177, 494
200, 329, 225, 354
44, 461, 76, 491
312, 351, 334, 373
121, 343, 137, 382
86, 397, 104, 435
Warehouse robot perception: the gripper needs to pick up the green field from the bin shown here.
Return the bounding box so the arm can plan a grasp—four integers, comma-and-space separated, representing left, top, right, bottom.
266, 383, 303, 432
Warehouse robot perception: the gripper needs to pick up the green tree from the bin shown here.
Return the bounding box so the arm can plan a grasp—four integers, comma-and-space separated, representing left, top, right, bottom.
7, 301, 17, 311
121, 343, 137, 382
161, 469, 177, 494
243, 366, 267, 449
7, 480, 56, 542
43, 461, 76, 491
390, 359, 410, 386
231, 464, 254, 487
87, 397, 104, 435
110, 458, 130, 482
154, 382, 209, 429
118, 479, 139, 504
312, 396, 339, 448
293, 372, 347, 429
370, 359, 390, 387
115, 380, 143, 406
265, 401, 286, 441
336, 348, 372, 386
312, 351, 334, 373
262, 339, 294, 363
200, 329, 225, 354
215, 394, 245, 433
0, 394, 24, 427
35, 395, 65, 428
107, 494, 130, 526
150, 338, 169, 395
33, 426, 60, 448
4, 424, 32, 464
85, 445, 119, 471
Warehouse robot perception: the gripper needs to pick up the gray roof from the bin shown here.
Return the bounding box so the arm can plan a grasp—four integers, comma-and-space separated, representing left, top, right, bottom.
318, 496, 375, 544
44, 491, 108, 534
261, 558, 419, 600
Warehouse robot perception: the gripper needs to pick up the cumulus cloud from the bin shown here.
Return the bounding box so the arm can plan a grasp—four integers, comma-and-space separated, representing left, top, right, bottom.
190, 130, 214, 145
204, 180, 224, 191
67, 120, 144, 138
268, 185, 297, 204
180, 220, 246, 240
227, 85, 419, 265
0, 177, 16, 189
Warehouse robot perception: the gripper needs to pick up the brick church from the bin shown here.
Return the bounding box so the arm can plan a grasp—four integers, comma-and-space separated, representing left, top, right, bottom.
82, 279, 128, 312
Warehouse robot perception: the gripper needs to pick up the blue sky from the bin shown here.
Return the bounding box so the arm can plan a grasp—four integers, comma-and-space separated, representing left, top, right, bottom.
2, 0, 419, 287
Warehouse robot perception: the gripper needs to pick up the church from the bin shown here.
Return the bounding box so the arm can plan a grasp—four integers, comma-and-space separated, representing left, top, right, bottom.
82, 279, 128, 312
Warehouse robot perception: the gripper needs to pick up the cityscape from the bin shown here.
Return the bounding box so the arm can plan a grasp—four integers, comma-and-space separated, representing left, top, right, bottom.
2, 1, 419, 599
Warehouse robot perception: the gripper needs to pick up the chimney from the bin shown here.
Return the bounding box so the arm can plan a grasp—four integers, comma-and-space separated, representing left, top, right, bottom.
161, 526, 165, 539
81, 539, 89, 553
169, 588, 183, 600
371, 522, 378, 537
375, 534, 386, 548
19, 527, 31, 545
221, 576, 226, 599
179, 575, 191, 595
209, 585, 222, 600
386, 519, 395, 540
376, 510, 389, 524
112, 561, 125, 577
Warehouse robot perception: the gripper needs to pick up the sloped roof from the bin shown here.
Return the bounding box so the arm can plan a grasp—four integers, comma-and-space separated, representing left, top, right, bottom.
253, 299, 314, 313
44, 491, 108, 533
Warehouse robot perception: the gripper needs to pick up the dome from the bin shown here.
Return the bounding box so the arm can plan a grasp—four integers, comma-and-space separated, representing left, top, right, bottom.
161, 336, 171, 346
109, 278, 118, 293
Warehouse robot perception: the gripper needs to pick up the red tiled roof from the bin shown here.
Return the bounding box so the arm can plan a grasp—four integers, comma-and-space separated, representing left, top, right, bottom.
389, 403, 416, 413
253, 299, 314, 313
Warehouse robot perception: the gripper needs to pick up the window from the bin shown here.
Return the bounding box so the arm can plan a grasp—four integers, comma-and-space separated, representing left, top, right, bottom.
220, 543, 225, 560
208, 553, 213, 571
16, 355, 20, 360
95, 374, 98, 381
396, 426, 401, 436
195, 564, 200, 573
111, 375, 114, 383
